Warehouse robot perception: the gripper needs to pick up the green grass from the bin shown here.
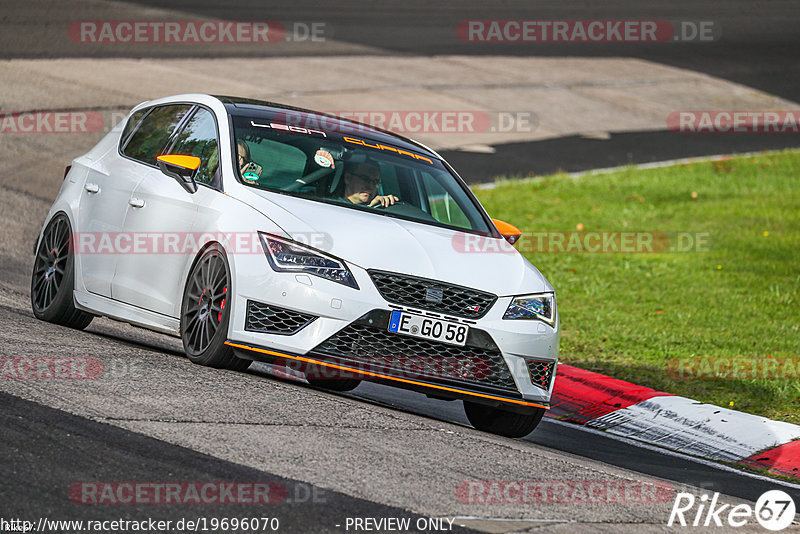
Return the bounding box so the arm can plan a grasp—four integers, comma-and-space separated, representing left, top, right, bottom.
474, 150, 800, 424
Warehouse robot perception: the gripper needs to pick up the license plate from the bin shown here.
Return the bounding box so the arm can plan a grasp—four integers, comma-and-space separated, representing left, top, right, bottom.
388, 310, 468, 346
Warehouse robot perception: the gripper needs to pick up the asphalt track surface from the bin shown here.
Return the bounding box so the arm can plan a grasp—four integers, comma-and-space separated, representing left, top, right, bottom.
442, 130, 800, 183
2, 1, 800, 532
119, 1, 800, 178
3, 1, 800, 179
7, 0, 800, 103
1, 392, 475, 534
1, 256, 799, 530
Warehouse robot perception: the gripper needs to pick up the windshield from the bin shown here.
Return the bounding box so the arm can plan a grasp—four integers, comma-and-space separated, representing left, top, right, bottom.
231, 114, 492, 234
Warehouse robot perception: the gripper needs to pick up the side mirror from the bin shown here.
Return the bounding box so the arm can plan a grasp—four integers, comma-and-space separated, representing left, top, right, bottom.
157, 154, 201, 194
492, 218, 522, 245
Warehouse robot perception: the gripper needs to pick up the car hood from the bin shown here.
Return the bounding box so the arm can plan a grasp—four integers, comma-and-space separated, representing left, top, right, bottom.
235, 189, 552, 296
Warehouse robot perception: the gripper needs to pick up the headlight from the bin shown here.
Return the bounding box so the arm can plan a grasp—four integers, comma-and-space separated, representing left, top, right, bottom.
258, 233, 358, 289
502, 292, 556, 325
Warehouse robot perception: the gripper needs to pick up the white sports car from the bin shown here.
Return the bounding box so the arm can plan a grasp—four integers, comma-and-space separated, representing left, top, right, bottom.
32, 94, 559, 437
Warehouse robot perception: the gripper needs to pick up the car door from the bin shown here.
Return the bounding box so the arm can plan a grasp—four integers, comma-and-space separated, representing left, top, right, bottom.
111, 106, 221, 318
82, 104, 193, 300
76, 108, 151, 296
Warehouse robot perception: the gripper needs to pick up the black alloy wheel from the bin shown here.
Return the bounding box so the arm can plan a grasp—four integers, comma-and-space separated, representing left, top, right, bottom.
31, 214, 93, 329
181, 245, 250, 371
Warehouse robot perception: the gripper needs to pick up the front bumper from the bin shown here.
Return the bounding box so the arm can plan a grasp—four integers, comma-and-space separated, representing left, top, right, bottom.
227, 258, 559, 408
226, 339, 549, 412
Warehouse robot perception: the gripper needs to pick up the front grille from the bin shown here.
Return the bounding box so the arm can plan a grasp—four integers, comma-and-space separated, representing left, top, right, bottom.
245, 300, 317, 335
526, 359, 555, 392
312, 323, 517, 391
368, 270, 497, 319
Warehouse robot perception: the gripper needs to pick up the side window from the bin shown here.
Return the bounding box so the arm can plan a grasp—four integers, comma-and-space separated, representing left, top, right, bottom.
168, 108, 219, 186
123, 104, 193, 165
420, 171, 471, 229
120, 107, 149, 147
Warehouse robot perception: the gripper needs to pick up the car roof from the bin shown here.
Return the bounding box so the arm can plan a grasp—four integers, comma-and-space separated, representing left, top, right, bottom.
213, 95, 441, 160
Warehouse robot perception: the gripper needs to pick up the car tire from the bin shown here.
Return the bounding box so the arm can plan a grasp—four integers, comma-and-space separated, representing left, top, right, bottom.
31, 214, 94, 330
305, 376, 362, 392
463, 400, 545, 438
304, 363, 362, 391
181, 244, 250, 372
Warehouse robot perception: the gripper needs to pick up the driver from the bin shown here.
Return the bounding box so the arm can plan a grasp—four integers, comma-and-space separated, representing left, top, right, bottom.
341, 161, 399, 208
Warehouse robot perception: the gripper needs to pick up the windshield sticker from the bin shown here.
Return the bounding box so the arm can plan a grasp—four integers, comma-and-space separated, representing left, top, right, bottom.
343, 136, 433, 164
250, 120, 327, 137
314, 149, 335, 168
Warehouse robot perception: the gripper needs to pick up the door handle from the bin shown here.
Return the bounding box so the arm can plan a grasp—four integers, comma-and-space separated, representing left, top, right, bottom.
84, 183, 100, 194
128, 198, 145, 208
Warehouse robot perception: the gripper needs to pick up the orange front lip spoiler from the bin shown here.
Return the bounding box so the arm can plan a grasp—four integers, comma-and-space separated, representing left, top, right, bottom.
225, 340, 549, 410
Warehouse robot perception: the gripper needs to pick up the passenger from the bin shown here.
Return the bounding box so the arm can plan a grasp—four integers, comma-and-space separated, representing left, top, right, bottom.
237, 140, 263, 183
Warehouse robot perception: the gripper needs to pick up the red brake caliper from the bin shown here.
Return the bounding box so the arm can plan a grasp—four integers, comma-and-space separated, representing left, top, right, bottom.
218, 287, 227, 323
198, 288, 207, 307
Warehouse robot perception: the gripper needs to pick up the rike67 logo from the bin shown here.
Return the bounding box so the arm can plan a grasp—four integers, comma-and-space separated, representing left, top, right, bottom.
668, 490, 796, 531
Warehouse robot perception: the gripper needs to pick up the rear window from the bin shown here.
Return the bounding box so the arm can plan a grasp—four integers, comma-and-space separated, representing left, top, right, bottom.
120, 107, 149, 147
122, 104, 192, 165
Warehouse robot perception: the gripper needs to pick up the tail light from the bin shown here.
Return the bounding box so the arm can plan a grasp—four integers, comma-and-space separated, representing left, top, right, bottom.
64, 165, 72, 180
